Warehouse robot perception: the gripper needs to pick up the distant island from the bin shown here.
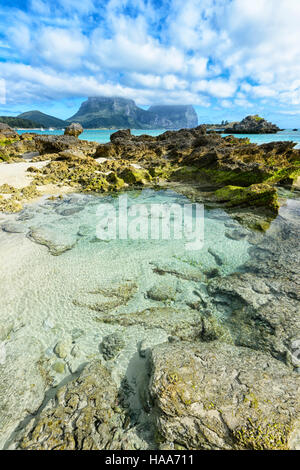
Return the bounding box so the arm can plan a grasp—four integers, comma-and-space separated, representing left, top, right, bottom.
0, 100, 283, 134
18, 111, 67, 129
0, 97, 198, 130
67, 97, 198, 129
0, 116, 42, 129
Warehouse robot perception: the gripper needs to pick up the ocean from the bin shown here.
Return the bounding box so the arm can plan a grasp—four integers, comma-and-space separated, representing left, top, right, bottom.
17, 128, 300, 147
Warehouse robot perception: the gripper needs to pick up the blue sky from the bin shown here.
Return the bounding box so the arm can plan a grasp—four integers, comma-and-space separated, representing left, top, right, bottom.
0, 0, 300, 126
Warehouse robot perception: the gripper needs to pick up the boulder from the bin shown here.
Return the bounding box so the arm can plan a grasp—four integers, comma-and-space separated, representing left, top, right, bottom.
149, 341, 300, 450
64, 123, 83, 138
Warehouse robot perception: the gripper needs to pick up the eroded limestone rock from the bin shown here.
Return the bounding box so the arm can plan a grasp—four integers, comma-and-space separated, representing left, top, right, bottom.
149, 341, 300, 450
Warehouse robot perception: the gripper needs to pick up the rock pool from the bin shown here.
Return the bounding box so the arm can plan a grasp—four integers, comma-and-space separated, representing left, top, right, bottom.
0, 188, 299, 449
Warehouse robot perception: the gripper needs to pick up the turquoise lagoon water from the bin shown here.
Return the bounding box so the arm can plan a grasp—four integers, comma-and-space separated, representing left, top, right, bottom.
17, 128, 300, 147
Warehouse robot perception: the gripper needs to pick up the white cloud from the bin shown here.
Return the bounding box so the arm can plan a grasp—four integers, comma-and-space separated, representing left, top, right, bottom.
38, 28, 88, 68
1, 0, 300, 119
192, 79, 237, 98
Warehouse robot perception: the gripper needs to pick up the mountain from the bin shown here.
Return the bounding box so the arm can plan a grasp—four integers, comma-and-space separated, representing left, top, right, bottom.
17, 111, 67, 129
0, 116, 41, 129
67, 97, 198, 129
148, 105, 198, 129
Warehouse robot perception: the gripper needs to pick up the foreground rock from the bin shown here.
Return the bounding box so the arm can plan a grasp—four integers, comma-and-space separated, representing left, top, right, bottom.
16, 361, 126, 450
225, 115, 281, 134
149, 341, 300, 450
15, 360, 154, 450
207, 215, 300, 365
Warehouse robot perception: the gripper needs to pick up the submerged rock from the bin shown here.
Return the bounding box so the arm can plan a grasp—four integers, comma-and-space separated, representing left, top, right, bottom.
147, 283, 177, 302
207, 218, 300, 365
101, 332, 125, 360
27, 224, 77, 255
0, 337, 47, 449
149, 341, 300, 450
96, 307, 203, 342
1, 222, 27, 234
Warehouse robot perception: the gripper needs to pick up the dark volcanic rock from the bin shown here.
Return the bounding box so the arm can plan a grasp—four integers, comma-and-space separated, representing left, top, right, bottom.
226, 115, 280, 134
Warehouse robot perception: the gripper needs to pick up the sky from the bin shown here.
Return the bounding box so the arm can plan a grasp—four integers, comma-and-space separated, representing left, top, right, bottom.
0, 0, 300, 126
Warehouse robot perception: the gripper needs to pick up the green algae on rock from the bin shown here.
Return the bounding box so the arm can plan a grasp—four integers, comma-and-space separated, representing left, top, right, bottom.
149, 341, 300, 450
214, 183, 279, 213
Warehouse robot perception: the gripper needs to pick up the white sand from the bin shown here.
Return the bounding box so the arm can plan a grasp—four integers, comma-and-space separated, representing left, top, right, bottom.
0, 161, 75, 201
0, 161, 49, 189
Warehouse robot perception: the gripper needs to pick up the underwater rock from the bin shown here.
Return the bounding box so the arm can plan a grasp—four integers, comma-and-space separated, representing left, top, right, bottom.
96, 307, 203, 342
101, 332, 125, 360
56, 206, 84, 216
74, 281, 138, 313
149, 341, 300, 450
54, 338, 72, 359
147, 283, 177, 302
52, 362, 65, 374
151, 260, 205, 282
207, 218, 300, 365
225, 229, 248, 241
1, 222, 27, 234
0, 337, 47, 449
27, 224, 77, 255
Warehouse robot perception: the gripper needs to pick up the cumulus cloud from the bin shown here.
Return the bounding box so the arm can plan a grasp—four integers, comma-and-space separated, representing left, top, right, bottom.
0, 0, 300, 122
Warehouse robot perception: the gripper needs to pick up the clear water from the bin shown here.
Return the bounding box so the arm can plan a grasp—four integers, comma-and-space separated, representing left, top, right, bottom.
0, 187, 299, 448
17, 128, 300, 147
0, 189, 254, 447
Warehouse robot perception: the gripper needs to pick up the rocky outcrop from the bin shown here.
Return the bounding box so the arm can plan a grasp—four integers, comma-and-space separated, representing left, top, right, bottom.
64, 123, 83, 138
149, 341, 300, 450
93, 126, 300, 214
225, 115, 281, 134
207, 209, 300, 365
67, 97, 198, 129
16, 361, 127, 450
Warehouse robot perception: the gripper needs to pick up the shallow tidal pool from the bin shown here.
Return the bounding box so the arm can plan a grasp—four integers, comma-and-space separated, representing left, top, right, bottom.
0, 188, 298, 448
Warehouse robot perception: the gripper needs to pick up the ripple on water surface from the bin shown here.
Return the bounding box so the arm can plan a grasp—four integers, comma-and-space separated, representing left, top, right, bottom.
1, 188, 298, 448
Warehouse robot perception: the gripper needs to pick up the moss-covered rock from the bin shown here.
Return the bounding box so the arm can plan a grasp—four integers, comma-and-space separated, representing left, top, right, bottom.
214, 183, 279, 213
119, 167, 152, 185
149, 342, 300, 450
